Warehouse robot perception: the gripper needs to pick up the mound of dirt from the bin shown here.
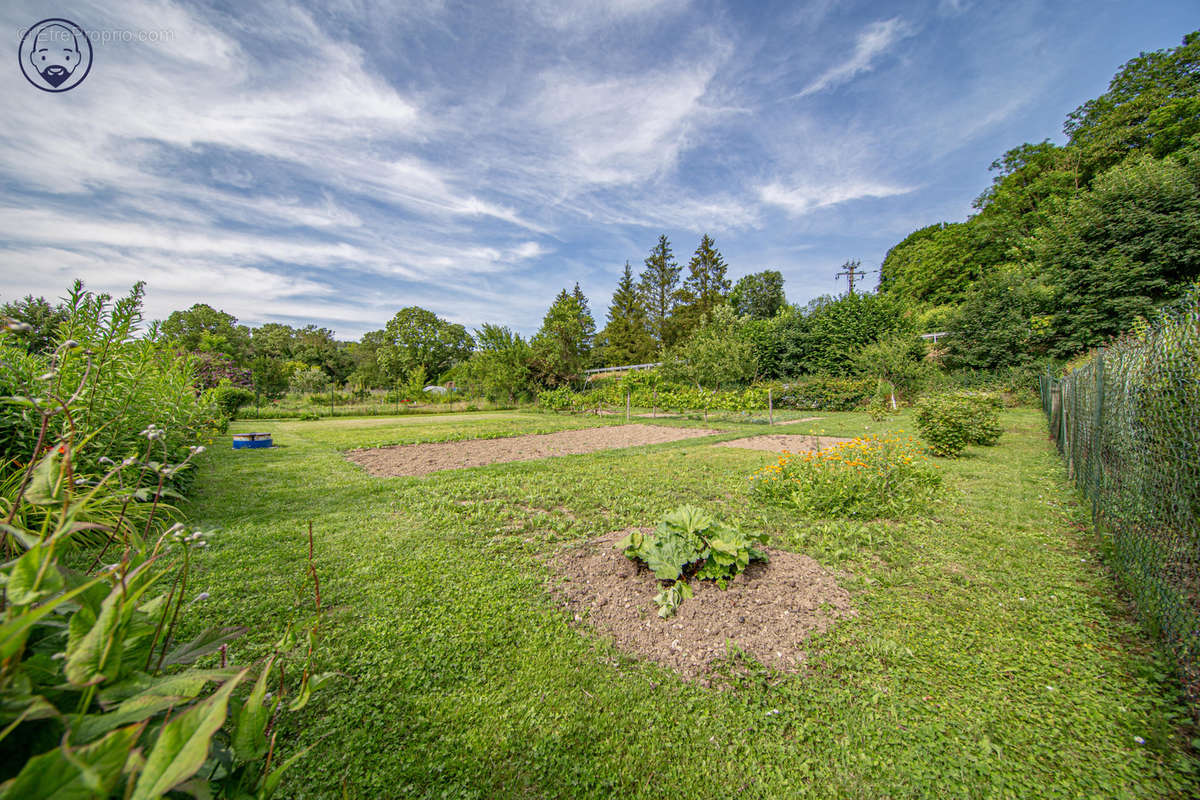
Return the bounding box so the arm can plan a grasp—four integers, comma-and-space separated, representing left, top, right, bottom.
548, 530, 853, 680
346, 424, 724, 477
713, 433, 851, 453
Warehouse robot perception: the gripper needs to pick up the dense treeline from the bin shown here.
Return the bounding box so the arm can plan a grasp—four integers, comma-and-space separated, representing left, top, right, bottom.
880, 31, 1200, 369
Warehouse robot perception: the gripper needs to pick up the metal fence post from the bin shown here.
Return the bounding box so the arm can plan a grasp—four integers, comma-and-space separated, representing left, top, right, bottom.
1091, 354, 1106, 523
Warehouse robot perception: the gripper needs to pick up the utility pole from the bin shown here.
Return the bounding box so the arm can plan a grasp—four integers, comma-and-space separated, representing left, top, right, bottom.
836, 259, 866, 295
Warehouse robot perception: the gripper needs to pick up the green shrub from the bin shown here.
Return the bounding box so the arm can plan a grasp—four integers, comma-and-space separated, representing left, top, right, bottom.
776, 377, 875, 411
915, 392, 1003, 456
306, 391, 351, 405
213, 382, 255, 419
616, 506, 768, 617
751, 435, 942, 518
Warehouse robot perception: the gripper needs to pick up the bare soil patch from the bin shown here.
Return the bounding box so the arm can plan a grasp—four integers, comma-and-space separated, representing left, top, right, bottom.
713, 433, 851, 453
548, 530, 853, 680
346, 424, 723, 477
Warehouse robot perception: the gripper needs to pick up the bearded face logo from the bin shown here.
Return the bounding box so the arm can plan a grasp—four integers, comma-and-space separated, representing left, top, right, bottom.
19, 19, 93, 92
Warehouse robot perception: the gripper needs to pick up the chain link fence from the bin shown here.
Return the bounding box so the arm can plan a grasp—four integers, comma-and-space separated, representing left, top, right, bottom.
1040, 287, 1199, 716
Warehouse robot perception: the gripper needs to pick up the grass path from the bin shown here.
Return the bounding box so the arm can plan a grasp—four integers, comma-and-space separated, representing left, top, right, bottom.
182, 409, 1199, 798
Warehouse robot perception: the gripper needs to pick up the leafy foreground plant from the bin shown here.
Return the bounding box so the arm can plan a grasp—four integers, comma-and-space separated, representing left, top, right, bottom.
751, 435, 942, 519
616, 506, 767, 617
0, 330, 330, 799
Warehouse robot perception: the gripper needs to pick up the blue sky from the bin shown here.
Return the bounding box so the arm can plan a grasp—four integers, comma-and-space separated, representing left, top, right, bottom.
0, 0, 1195, 339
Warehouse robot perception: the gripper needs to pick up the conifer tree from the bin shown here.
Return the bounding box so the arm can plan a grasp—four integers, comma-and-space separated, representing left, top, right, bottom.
673, 234, 731, 337
637, 234, 681, 352
571, 282, 596, 357
597, 262, 655, 366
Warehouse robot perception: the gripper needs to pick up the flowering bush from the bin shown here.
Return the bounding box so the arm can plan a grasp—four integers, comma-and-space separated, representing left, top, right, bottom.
750, 435, 942, 519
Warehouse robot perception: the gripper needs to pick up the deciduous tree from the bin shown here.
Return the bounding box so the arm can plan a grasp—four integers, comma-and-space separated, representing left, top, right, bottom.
377, 306, 473, 381
729, 270, 786, 320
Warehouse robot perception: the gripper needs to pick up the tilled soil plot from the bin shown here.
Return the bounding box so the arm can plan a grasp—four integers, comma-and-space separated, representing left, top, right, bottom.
548, 530, 853, 680
345, 424, 724, 477
713, 433, 851, 452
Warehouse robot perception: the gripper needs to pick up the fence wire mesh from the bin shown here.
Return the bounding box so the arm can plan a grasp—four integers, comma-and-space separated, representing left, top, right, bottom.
1040, 287, 1200, 716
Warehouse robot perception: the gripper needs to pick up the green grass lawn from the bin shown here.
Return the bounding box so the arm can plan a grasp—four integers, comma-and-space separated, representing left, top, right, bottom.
182, 408, 1199, 798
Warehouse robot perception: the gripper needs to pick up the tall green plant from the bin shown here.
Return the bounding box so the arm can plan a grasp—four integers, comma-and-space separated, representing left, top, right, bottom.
0, 330, 329, 798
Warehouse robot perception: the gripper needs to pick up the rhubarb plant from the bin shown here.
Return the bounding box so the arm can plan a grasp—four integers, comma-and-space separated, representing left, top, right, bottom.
616, 506, 767, 617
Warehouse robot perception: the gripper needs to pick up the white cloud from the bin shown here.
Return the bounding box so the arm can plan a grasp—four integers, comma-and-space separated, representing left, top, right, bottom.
528, 0, 690, 32
758, 180, 915, 216
518, 62, 720, 187
796, 17, 914, 97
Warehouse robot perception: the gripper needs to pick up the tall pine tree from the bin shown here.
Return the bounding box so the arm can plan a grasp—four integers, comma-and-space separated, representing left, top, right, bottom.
637, 234, 681, 353
571, 282, 596, 360
597, 262, 655, 366
673, 234, 731, 338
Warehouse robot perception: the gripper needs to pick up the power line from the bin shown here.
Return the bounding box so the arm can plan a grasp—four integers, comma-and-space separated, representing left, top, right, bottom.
836, 259, 867, 294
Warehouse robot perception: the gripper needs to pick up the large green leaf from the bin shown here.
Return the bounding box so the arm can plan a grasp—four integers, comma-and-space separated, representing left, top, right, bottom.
0, 723, 140, 799
231, 658, 276, 763
641, 533, 703, 580
23, 449, 63, 506
98, 668, 240, 708
0, 523, 41, 551
64, 587, 123, 687
64, 566, 165, 687
0, 578, 103, 660
73, 695, 191, 744
130, 669, 247, 800
5, 544, 64, 606
659, 505, 712, 535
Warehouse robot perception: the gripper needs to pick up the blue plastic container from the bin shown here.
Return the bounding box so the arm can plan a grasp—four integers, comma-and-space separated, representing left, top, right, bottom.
232, 432, 272, 449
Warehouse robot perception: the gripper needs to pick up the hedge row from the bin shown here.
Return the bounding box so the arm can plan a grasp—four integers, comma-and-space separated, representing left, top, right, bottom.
538, 375, 876, 413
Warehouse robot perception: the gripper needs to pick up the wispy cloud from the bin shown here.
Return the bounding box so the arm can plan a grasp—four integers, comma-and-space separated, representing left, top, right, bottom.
0, 0, 1167, 336
758, 180, 915, 216
795, 17, 914, 97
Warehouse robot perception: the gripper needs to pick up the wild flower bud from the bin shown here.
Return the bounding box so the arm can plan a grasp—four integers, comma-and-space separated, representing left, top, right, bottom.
194, 592, 210, 602
167, 522, 185, 533
37, 371, 57, 381
122, 457, 137, 466
61, 339, 80, 349
98, 456, 115, 465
